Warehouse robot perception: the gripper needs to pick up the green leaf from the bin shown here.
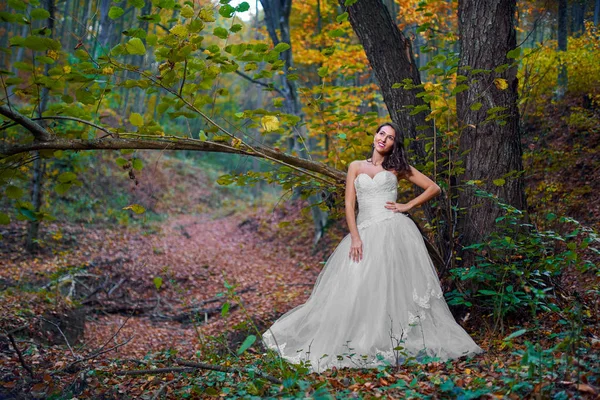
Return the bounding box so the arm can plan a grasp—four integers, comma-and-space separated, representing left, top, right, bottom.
230, 23, 242, 33
337, 133, 346, 139
344, 0, 358, 5
0, 212, 10, 225
6, 185, 23, 199
503, 328, 527, 341
236, 2, 250, 12
130, 112, 143, 126
132, 158, 143, 171
123, 204, 146, 214
409, 104, 429, 115
153, 276, 163, 290
125, 38, 146, 55
180, 4, 194, 18
8, 0, 27, 11
221, 301, 230, 317
327, 28, 345, 38
17, 36, 61, 51
18, 208, 37, 221
213, 27, 229, 39
30, 8, 50, 19
451, 84, 469, 96
115, 157, 128, 167
237, 335, 256, 355
128, 0, 145, 8
108, 6, 124, 19
55, 182, 72, 195
507, 47, 521, 59
493, 178, 505, 186
76, 88, 96, 105
546, 212, 557, 221
470, 102, 482, 111
317, 66, 328, 78
336, 12, 348, 23
57, 172, 77, 183
273, 42, 290, 53
219, 4, 235, 18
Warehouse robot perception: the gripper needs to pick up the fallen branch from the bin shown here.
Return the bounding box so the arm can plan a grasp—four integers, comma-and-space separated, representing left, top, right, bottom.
7, 333, 34, 379
118, 367, 194, 376
176, 360, 282, 385
58, 336, 135, 374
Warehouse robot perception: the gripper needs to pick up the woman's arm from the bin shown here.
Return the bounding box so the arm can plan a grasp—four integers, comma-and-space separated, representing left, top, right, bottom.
385, 166, 441, 213
345, 161, 363, 262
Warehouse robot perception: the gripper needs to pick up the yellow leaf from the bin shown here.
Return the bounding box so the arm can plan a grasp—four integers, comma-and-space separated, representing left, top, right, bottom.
494, 78, 508, 90
47, 50, 59, 60
231, 137, 242, 148
62, 65, 71, 74
102, 66, 114, 75
181, 4, 194, 18
130, 113, 143, 127
123, 204, 146, 214
170, 24, 188, 37
261, 115, 280, 132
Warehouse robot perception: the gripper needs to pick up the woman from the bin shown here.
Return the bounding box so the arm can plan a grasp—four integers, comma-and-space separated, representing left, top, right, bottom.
262, 123, 483, 372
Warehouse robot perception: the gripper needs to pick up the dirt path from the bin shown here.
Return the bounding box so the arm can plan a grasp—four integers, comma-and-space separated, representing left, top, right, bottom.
1, 210, 329, 360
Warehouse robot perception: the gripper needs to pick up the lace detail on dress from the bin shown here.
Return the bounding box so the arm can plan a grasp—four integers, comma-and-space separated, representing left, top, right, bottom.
413, 282, 444, 309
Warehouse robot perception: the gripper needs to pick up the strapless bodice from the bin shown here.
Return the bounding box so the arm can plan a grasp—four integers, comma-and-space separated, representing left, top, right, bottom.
354, 170, 398, 228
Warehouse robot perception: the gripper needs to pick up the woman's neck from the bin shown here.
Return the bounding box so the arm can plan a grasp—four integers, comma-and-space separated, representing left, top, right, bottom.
369, 153, 385, 167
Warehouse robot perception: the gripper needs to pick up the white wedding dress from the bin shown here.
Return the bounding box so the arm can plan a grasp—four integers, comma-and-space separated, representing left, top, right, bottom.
262, 170, 483, 372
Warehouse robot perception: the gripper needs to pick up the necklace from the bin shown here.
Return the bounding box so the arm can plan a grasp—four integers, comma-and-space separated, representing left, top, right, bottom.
367, 158, 382, 166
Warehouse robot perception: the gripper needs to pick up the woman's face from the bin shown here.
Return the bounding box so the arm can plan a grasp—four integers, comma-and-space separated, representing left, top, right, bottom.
373, 125, 396, 155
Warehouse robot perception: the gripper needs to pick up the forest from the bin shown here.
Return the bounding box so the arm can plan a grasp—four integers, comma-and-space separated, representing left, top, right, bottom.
0, 0, 599, 398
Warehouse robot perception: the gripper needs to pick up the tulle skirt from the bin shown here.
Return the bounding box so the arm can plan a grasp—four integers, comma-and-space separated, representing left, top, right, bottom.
262, 213, 483, 373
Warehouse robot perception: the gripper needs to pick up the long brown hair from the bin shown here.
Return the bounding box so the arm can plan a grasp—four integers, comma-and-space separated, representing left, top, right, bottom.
369, 122, 411, 176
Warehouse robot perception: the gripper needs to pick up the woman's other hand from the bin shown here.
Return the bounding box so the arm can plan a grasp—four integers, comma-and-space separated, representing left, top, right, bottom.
349, 236, 363, 262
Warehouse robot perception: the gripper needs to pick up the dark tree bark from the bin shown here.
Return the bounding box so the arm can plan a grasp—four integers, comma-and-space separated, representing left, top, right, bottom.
456, 0, 526, 251
595, 0, 600, 26
557, 0, 568, 100
340, 0, 432, 159
340, 0, 453, 268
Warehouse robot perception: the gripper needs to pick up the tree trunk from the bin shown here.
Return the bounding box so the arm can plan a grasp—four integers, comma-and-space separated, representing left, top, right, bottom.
26, 0, 55, 252
340, 0, 451, 265
456, 0, 526, 253
595, 0, 599, 26
260, 0, 328, 245
557, 0, 568, 100
340, 0, 432, 159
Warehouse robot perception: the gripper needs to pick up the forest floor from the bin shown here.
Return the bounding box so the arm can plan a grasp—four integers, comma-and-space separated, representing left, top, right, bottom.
1, 203, 598, 399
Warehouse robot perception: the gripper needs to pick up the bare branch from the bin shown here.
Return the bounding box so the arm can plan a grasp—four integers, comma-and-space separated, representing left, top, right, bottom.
232, 69, 287, 98
1, 136, 345, 183
0, 105, 54, 142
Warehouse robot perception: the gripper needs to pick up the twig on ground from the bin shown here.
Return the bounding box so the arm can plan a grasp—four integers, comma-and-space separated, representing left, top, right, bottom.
176, 359, 282, 385
39, 316, 79, 360
58, 335, 135, 374
151, 376, 182, 400
7, 333, 34, 378
114, 359, 282, 385
118, 367, 194, 376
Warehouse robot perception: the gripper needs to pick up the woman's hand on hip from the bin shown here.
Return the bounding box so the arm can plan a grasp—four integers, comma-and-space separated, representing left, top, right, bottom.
385, 201, 411, 213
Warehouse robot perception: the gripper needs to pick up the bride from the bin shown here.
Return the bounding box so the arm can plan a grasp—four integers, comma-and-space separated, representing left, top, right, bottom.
262, 122, 483, 372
